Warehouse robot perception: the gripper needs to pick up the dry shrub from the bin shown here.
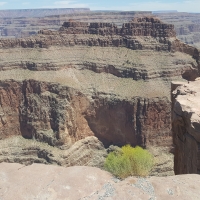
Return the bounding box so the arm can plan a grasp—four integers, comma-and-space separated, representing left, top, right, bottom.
104, 145, 154, 178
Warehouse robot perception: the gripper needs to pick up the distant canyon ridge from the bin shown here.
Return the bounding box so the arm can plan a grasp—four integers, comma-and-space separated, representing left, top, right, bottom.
0, 9, 200, 49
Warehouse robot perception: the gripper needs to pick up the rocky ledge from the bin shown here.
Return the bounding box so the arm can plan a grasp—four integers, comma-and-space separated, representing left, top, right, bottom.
0, 162, 199, 200
172, 79, 200, 174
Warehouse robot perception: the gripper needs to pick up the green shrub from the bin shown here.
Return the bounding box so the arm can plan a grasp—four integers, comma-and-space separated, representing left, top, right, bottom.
104, 145, 154, 178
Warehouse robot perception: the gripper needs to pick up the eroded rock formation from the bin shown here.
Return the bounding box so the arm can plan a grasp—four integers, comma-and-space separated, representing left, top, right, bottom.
172, 79, 200, 174
59, 17, 176, 37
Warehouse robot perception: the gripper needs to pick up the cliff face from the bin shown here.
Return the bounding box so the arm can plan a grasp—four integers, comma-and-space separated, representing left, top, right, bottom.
172, 80, 200, 174
86, 96, 171, 147
60, 17, 176, 37
0, 79, 171, 148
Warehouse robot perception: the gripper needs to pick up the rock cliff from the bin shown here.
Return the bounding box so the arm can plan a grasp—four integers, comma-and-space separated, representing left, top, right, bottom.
172, 79, 200, 174
0, 79, 171, 148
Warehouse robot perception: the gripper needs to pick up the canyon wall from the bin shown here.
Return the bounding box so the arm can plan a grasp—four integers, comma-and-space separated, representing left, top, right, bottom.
172, 80, 200, 174
0, 79, 171, 148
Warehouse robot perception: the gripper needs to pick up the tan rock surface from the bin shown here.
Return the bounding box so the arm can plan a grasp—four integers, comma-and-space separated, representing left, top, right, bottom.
172, 79, 200, 174
0, 162, 199, 200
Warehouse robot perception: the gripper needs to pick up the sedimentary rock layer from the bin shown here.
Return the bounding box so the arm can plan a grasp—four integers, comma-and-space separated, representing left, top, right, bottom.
59, 17, 176, 37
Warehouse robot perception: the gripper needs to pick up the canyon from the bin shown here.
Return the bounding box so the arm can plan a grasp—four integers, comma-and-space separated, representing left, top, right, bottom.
0, 7, 199, 199
0, 14, 199, 178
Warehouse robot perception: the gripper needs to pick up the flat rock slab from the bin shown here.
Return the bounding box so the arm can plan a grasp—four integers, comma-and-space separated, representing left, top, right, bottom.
0, 163, 200, 200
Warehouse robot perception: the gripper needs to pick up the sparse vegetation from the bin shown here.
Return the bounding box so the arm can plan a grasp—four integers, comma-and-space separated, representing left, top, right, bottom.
104, 145, 154, 178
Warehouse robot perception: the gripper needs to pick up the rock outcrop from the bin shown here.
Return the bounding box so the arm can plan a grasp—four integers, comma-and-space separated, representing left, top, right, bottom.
59, 17, 176, 37
172, 79, 200, 174
0, 162, 199, 199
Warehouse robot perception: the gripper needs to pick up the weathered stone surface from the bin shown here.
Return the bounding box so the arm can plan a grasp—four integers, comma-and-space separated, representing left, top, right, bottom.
172, 79, 200, 174
148, 146, 174, 177
0, 162, 199, 200
61, 136, 107, 167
